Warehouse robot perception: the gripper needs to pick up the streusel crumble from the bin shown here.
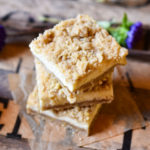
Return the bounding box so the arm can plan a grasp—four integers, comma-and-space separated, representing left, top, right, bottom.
27, 87, 101, 130
30, 14, 128, 91
35, 59, 113, 110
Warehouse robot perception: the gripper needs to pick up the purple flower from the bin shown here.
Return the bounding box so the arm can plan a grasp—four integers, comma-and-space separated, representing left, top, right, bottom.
126, 22, 142, 49
0, 25, 6, 51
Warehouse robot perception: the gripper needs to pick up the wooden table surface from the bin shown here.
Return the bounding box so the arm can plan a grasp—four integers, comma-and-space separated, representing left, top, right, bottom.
0, 1, 150, 150
0, 42, 150, 150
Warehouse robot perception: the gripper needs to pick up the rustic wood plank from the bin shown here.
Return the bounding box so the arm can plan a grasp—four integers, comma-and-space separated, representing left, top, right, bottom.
124, 59, 150, 121
0, 135, 31, 150
84, 124, 150, 150
84, 134, 123, 149
18, 116, 34, 139
0, 70, 12, 99
20, 49, 34, 74
131, 125, 150, 150
125, 59, 150, 90
0, 101, 20, 136
0, 43, 28, 72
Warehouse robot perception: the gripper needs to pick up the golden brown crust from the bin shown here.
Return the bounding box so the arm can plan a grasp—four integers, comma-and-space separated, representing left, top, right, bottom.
35, 59, 113, 109
26, 88, 101, 130
35, 59, 67, 107
41, 98, 113, 111
30, 15, 128, 89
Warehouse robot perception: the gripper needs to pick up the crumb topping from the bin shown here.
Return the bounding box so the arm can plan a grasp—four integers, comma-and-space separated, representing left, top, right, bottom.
53, 105, 99, 123
30, 15, 128, 82
36, 60, 66, 106
27, 87, 100, 124
35, 59, 112, 104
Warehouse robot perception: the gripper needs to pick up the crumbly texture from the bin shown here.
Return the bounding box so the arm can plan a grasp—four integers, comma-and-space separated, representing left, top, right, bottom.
53, 105, 98, 123
35, 59, 67, 107
35, 59, 113, 108
27, 87, 101, 125
30, 14, 128, 89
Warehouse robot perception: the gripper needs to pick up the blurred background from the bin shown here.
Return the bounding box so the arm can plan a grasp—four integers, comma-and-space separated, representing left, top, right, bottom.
0, 0, 150, 51
0, 0, 150, 23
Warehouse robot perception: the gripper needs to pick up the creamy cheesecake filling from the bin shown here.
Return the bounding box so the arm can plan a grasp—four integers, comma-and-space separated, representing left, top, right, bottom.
35, 59, 113, 108
30, 14, 128, 92
61, 70, 113, 103
33, 51, 118, 92
27, 88, 101, 130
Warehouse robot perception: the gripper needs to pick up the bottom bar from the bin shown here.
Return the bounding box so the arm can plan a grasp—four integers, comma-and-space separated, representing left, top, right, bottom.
26, 87, 101, 134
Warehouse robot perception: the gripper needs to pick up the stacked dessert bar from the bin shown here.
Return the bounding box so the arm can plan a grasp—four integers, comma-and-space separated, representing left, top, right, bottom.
27, 15, 128, 133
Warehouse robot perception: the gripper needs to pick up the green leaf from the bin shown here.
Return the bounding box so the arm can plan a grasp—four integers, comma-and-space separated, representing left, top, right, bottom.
38, 16, 60, 23
97, 21, 111, 30
122, 13, 127, 27
97, 13, 132, 47
121, 13, 133, 29
108, 26, 128, 46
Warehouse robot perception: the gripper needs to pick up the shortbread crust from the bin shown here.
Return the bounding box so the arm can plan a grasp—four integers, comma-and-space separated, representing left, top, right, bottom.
26, 87, 101, 131
30, 15, 128, 92
35, 59, 113, 110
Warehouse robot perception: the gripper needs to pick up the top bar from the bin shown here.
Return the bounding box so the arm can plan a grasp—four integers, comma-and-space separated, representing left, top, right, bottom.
30, 15, 128, 92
